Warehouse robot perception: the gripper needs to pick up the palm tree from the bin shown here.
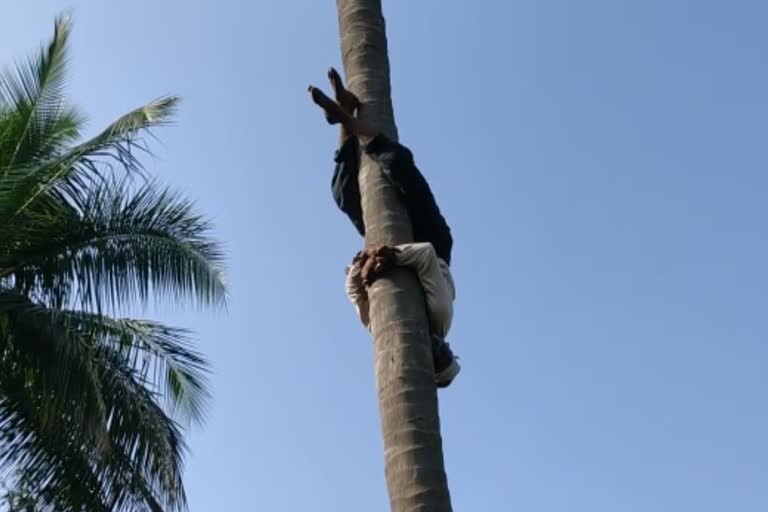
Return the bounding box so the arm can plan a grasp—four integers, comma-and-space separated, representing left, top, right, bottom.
335, 1, 453, 510
0, 16, 225, 511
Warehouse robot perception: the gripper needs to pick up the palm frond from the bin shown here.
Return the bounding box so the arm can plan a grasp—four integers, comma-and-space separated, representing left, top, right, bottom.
0, 298, 196, 511
0, 14, 224, 510
95, 344, 188, 511
2, 176, 226, 313
0, 291, 210, 423
0, 15, 79, 169
0, 290, 108, 445
97, 318, 210, 425
0, 96, 178, 220
0, 361, 183, 512
0, 344, 109, 511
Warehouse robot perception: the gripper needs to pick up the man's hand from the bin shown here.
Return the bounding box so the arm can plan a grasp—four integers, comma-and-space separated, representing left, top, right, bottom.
352, 250, 367, 264
361, 245, 399, 286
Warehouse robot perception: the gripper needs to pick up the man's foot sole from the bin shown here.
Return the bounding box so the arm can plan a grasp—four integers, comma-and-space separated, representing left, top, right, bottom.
328, 67, 359, 115
308, 85, 346, 125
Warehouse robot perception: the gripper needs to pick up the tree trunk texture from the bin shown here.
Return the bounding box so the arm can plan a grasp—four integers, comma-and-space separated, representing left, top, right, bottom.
335, 1, 453, 511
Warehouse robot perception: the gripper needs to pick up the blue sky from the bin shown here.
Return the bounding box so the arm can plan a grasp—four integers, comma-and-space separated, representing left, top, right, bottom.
3, 1, 767, 510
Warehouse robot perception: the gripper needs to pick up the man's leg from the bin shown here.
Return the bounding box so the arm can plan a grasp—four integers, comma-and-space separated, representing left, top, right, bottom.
328, 67, 359, 145
327, 71, 366, 237
309, 85, 379, 140
310, 80, 449, 254
309, 86, 453, 263
309, 80, 450, 253
362, 136, 454, 264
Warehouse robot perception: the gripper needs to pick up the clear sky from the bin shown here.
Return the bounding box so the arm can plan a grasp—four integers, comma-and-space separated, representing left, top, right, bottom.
2, 1, 767, 511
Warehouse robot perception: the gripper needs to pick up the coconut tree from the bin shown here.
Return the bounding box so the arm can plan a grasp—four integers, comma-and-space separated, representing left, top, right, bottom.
0, 16, 225, 511
335, 1, 453, 510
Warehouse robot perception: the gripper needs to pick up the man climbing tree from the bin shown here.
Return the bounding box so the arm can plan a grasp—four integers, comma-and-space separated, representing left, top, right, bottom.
309, 1, 456, 510
309, 72, 460, 387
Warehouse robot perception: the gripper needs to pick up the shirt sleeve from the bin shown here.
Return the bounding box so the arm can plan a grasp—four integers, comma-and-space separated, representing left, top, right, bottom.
345, 260, 370, 329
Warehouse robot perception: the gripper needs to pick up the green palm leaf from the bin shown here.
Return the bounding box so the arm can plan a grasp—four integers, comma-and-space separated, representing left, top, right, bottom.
0, 293, 204, 510
0, 15, 75, 169
0, 96, 178, 221
2, 177, 226, 313
0, 15, 226, 510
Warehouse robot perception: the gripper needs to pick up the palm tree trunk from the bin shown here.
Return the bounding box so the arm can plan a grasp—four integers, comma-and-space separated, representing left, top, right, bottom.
336, 1, 453, 510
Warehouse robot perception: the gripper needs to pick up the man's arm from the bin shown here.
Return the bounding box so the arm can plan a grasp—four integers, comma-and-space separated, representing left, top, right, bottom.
345, 257, 370, 329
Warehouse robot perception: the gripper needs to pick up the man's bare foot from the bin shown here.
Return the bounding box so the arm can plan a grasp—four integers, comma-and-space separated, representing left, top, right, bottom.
328, 67, 359, 115
308, 85, 348, 125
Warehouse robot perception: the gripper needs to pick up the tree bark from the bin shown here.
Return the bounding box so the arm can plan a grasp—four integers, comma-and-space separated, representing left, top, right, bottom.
336, 1, 453, 511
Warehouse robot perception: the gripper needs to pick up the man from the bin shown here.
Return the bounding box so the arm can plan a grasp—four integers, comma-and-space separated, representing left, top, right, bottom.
309, 68, 460, 387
